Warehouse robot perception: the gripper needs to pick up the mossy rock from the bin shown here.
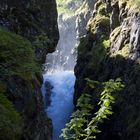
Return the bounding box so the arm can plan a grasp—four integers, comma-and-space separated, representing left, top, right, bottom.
77, 36, 109, 77
110, 26, 121, 42
33, 34, 55, 63
0, 28, 40, 80
87, 15, 110, 35
97, 2, 107, 15
0, 93, 23, 140
115, 44, 130, 57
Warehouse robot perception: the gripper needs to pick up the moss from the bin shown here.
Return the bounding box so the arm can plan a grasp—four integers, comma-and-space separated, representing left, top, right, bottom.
97, 3, 107, 15
78, 37, 108, 72
102, 39, 110, 49
89, 41, 109, 68
88, 15, 110, 34
56, 0, 83, 15
33, 34, 54, 52
116, 44, 130, 57
0, 93, 23, 140
0, 28, 40, 80
96, 15, 110, 26
110, 26, 121, 42
133, 0, 140, 7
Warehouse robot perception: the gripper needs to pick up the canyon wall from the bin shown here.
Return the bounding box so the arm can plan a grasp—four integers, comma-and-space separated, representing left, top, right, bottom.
74, 0, 140, 139
0, 0, 59, 140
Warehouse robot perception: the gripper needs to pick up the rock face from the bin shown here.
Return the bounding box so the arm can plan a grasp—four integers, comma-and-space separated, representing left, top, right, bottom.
0, 0, 59, 63
75, 0, 97, 39
0, 0, 59, 140
74, 0, 140, 140
0, 0, 59, 44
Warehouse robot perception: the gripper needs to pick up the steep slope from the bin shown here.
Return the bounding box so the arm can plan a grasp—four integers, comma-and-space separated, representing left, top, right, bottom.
74, 0, 140, 139
0, 0, 59, 140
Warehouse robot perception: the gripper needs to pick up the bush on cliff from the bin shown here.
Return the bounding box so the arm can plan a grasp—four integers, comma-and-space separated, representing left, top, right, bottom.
61, 79, 124, 140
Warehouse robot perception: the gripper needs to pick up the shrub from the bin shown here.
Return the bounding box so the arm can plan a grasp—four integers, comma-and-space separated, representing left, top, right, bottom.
61, 79, 124, 140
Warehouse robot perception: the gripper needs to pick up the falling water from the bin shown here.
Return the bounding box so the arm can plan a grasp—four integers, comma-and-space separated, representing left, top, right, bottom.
42, 14, 77, 140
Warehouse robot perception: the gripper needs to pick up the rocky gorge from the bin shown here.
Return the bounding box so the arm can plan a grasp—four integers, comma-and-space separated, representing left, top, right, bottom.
0, 0, 140, 140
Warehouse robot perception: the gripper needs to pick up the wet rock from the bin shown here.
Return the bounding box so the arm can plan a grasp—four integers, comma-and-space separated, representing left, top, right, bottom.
44, 81, 53, 107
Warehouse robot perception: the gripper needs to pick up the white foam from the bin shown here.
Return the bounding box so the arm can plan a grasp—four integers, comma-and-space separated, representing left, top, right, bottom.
42, 71, 75, 140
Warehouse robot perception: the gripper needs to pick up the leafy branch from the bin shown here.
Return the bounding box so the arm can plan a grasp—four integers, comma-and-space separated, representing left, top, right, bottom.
61, 78, 125, 140
84, 79, 124, 139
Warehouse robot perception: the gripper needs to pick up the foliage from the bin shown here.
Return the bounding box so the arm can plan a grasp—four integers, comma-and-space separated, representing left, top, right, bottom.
84, 78, 125, 139
56, 0, 84, 15
61, 93, 93, 139
61, 79, 124, 140
0, 28, 40, 79
134, 0, 140, 6
116, 44, 130, 57
102, 40, 110, 49
33, 34, 54, 53
33, 34, 50, 49
97, 2, 107, 15
0, 93, 23, 140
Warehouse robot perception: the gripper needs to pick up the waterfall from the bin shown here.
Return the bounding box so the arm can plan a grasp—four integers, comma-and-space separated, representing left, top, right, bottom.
42, 14, 77, 140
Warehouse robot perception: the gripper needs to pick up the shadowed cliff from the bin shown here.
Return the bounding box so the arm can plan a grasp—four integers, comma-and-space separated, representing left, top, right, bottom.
0, 0, 59, 139
74, 0, 140, 139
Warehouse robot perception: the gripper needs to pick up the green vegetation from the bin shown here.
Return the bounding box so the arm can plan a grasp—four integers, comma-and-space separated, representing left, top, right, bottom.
88, 15, 110, 34
134, 0, 140, 6
33, 34, 54, 52
116, 44, 130, 57
56, 0, 84, 15
78, 37, 110, 72
0, 93, 23, 140
0, 28, 40, 80
61, 79, 124, 140
97, 3, 106, 15
102, 40, 110, 49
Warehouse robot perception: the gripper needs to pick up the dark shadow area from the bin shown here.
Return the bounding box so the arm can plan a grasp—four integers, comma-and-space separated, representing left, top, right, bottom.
74, 40, 140, 140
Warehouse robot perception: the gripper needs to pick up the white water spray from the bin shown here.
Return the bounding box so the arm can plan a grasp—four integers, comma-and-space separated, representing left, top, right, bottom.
42, 14, 77, 140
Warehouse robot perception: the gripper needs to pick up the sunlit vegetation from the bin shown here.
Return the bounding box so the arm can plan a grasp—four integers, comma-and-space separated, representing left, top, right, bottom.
61, 79, 124, 140
102, 40, 110, 49
56, 0, 84, 15
134, 0, 140, 6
